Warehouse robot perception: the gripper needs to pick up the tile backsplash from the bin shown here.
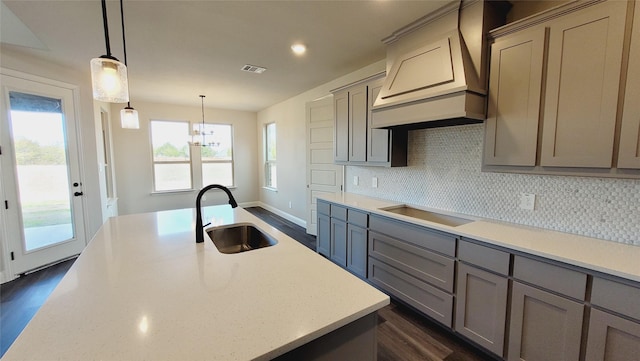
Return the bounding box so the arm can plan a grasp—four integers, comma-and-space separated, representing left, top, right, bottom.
346, 124, 640, 246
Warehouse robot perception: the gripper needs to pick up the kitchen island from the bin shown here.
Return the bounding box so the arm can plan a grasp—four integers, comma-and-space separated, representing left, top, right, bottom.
2, 206, 389, 360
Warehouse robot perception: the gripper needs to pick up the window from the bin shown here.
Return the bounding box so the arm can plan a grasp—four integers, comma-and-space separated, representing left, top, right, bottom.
150, 120, 191, 191
199, 124, 234, 187
265, 122, 277, 189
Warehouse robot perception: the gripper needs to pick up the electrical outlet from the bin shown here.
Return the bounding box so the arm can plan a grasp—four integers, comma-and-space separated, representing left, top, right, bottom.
372, 177, 378, 188
288, 201, 292, 209
519, 193, 536, 210
353, 176, 359, 186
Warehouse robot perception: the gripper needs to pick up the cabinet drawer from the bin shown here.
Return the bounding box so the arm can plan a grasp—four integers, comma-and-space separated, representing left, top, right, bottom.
330, 204, 347, 221
513, 256, 587, 300
369, 231, 455, 292
369, 215, 456, 256
591, 277, 640, 321
369, 258, 453, 327
347, 209, 368, 227
458, 239, 510, 276
317, 200, 330, 216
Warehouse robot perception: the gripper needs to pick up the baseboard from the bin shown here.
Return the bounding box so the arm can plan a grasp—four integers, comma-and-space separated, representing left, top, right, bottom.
0, 270, 16, 285
239, 201, 261, 208
255, 202, 307, 229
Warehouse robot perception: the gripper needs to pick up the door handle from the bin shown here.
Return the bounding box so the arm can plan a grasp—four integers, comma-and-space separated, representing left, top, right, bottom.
74, 192, 84, 196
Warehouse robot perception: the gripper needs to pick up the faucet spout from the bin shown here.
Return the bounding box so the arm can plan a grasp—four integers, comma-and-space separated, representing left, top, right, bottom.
195, 184, 238, 243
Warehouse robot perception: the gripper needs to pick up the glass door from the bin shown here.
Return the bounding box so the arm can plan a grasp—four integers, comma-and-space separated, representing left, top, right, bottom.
1, 73, 86, 275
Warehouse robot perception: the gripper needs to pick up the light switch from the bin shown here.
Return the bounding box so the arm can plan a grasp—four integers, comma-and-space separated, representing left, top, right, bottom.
372, 177, 378, 188
353, 176, 359, 186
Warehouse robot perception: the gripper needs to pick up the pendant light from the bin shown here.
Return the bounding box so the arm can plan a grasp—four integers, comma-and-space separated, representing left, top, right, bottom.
90, 0, 129, 103
188, 95, 220, 147
118, 0, 139, 129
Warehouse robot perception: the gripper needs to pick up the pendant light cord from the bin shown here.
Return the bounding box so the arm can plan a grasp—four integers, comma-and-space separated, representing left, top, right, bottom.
101, 0, 112, 57
120, 0, 132, 108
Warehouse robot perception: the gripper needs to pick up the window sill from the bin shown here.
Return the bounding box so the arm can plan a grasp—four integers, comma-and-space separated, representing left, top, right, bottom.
151, 189, 195, 195
263, 186, 278, 193
151, 186, 237, 196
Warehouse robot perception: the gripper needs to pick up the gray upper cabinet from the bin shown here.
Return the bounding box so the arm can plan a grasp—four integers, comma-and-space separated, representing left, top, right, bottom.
618, 1, 640, 170
540, 0, 627, 168
485, 0, 637, 176
348, 85, 368, 162
366, 78, 390, 164
332, 74, 407, 167
484, 27, 545, 166
333, 91, 349, 162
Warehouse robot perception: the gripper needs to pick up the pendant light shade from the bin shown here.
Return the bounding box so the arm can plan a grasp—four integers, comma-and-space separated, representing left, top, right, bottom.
120, 106, 139, 129
91, 56, 129, 103
90, 0, 129, 103
117, 0, 139, 128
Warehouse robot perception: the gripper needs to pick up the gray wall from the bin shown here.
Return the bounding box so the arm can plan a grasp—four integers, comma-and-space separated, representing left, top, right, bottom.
346, 124, 640, 245
111, 100, 259, 215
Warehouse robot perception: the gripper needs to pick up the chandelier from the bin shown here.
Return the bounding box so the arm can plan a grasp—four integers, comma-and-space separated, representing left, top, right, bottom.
188, 95, 220, 147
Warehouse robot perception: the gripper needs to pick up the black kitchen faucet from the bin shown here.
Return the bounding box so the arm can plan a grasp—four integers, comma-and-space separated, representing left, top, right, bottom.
195, 184, 238, 243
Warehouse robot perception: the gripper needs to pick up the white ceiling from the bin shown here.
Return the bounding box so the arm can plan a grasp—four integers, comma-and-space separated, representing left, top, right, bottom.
1, 0, 449, 111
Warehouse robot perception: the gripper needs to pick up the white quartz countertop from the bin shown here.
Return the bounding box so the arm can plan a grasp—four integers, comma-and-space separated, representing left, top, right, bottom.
3, 206, 389, 361
319, 193, 640, 283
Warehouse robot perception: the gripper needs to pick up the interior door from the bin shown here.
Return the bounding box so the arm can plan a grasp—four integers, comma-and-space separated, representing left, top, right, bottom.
0, 72, 86, 275
305, 96, 343, 235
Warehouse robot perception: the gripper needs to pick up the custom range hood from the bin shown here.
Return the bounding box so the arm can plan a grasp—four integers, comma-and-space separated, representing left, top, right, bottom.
371, 0, 508, 130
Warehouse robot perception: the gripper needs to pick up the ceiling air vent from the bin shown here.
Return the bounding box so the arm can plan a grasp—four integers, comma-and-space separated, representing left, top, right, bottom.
241, 64, 266, 74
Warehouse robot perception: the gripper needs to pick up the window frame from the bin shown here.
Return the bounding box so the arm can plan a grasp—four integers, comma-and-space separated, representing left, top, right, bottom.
150, 119, 193, 193
264, 122, 277, 190
198, 122, 235, 188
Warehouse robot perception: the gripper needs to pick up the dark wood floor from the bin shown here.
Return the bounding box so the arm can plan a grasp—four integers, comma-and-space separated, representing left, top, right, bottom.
0, 257, 76, 357
1, 207, 493, 360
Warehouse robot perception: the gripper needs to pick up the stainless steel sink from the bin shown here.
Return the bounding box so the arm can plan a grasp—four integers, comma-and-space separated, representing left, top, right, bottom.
381, 205, 473, 227
207, 224, 277, 254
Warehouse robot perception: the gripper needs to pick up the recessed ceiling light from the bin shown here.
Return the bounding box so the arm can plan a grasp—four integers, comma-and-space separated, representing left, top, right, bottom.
291, 43, 306, 55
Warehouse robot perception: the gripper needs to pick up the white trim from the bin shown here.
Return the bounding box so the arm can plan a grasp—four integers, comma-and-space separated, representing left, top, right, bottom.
255, 202, 307, 229
239, 201, 260, 208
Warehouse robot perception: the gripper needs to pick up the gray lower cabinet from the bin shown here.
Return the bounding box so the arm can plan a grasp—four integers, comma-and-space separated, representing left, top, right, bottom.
346, 224, 367, 278
585, 309, 640, 361
317, 213, 330, 257
455, 239, 510, 357
330, 218, 347, 268
455, 263, 508, 356
507, 281, 584, 361
586, 277, 640, 361
317, 200, 369, 277
367, 215, 456, 327
368, 257, 453, 327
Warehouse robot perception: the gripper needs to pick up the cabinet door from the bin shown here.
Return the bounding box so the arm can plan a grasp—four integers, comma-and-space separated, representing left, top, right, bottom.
455, 263, 508, 356
618, 1, 640, 169
330, 218, 347, 267
317, 213, 330, 257
508, 282, 584, 361
585, 309, 640, 361
333, 90, 349, 162
540, 1, 627, 168
349, 85, 367, 162
484, 27, 545, 166
367, 78, 390, 163
346, 224, 367, 278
